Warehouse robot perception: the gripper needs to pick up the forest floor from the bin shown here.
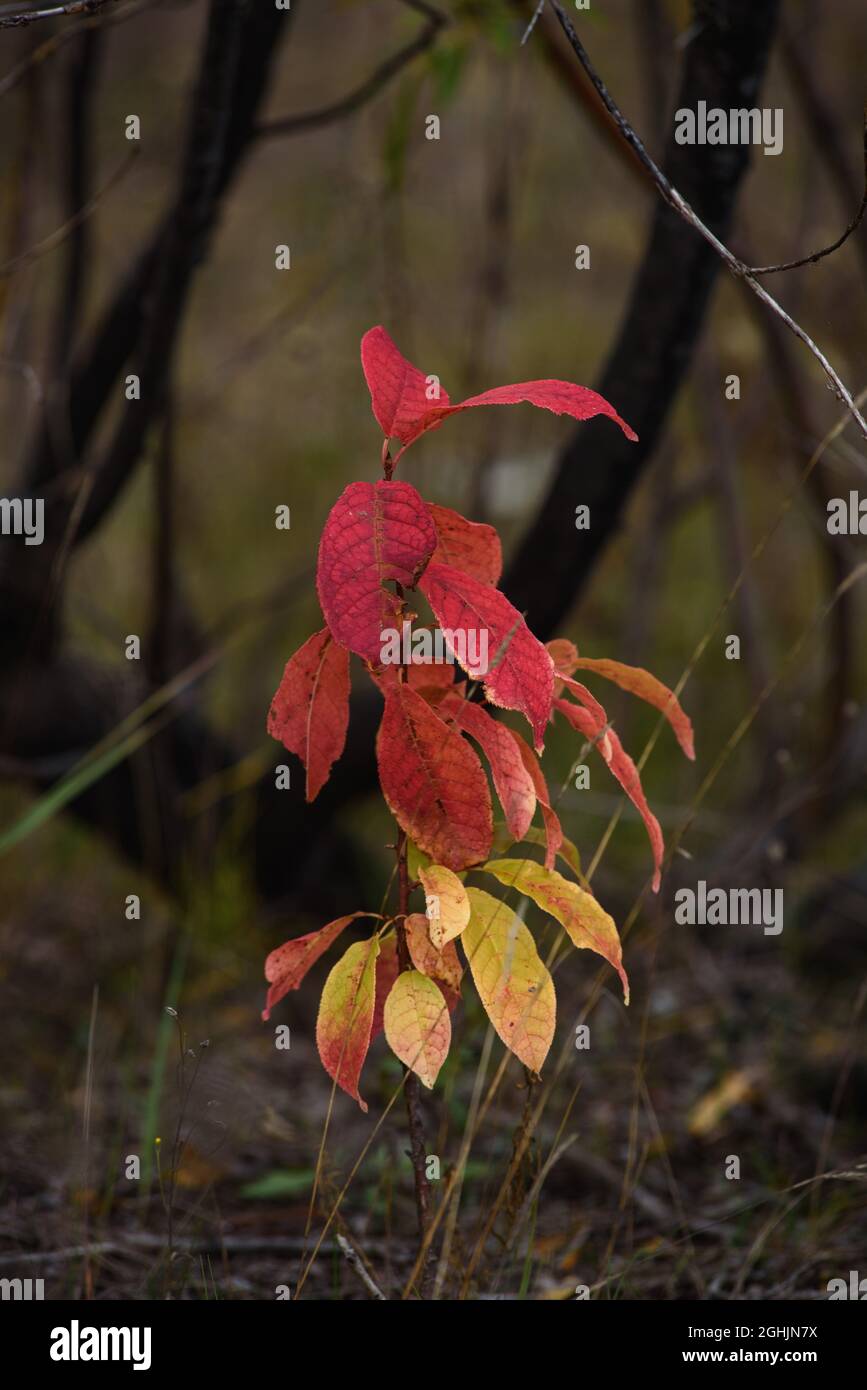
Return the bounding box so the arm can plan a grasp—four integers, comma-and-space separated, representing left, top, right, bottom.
3, 876, 865, 1301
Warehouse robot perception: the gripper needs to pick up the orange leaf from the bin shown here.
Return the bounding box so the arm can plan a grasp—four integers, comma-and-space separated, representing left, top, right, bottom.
546, 638, 579, 696
572, 657, 694, 759
546, 639, 580, 676
405, 912, 463, 997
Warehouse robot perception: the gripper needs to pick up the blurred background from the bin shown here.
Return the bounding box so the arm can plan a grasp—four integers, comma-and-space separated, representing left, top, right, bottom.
0, 0, 865, 1299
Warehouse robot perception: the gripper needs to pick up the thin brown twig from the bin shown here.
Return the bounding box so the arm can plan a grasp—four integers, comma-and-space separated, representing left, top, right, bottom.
257, 0, 446, 139
0, 147, 138, 278
780, 21, 867, 280
0, 0, 119, 28
335, 1234, 388, 1301
0, 0, 148, 99
546, 0, 867, 441
747, 113, 867, 275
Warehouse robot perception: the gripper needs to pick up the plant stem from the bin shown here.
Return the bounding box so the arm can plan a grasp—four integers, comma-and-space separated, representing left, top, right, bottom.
395, 829, 432, 1254
392, 566, 435, 1295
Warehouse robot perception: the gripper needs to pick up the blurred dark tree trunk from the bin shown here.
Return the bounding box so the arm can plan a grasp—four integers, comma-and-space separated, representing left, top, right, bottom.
501, 0, 781, 636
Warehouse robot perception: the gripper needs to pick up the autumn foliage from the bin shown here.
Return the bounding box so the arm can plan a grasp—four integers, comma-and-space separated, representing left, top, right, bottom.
264, 327, 693, 1110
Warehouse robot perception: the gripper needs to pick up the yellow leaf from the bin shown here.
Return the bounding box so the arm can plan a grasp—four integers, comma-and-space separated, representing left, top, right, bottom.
383, 970, 451, 1088
419, 863, 470, 949
463, 887, 555, 1074
483, 858, 628, 1003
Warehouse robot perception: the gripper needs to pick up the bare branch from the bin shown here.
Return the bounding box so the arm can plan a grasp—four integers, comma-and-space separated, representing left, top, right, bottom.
335, 1235, 388, 1301
747, 114, 867, 275
504, 0, 783, 636
780, 17, 867, 280
257, 0, 446, 139
0, 0, 150, 101
520, 0, 545, 47
547, 0, 867, 441
0, 0, 120, 28
0, 147, 137, 279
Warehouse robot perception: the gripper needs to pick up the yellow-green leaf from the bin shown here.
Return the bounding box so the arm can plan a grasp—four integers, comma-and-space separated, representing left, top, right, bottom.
483, 859, 629, 1003
315, 936, 380, 1112
463, 887, 556, 1073
383, 970, 451, 1088
419, 863, 470, 949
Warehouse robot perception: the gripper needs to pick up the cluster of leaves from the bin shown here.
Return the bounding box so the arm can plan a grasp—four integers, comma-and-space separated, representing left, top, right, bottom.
263, 328, 693, 1110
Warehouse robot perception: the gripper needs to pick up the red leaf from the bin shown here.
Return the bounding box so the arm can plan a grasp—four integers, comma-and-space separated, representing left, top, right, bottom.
508, 729, 564, 871
360, 327, 637, 453
316, 479, 437, 663
428, 502, 502, 585
419, 560, 554, 752
370, 933, 400, 1041
370, 651, 457, 694
361, 325, 451, 443
555, 697, 664, 892
267, 627, 350, 801
262, 912, 372, 1021
419, 379, 638, 447
571, 656, 695, 760
439, 691, 536, 842
376, 683, 493, 870
558, 674, 612, 759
